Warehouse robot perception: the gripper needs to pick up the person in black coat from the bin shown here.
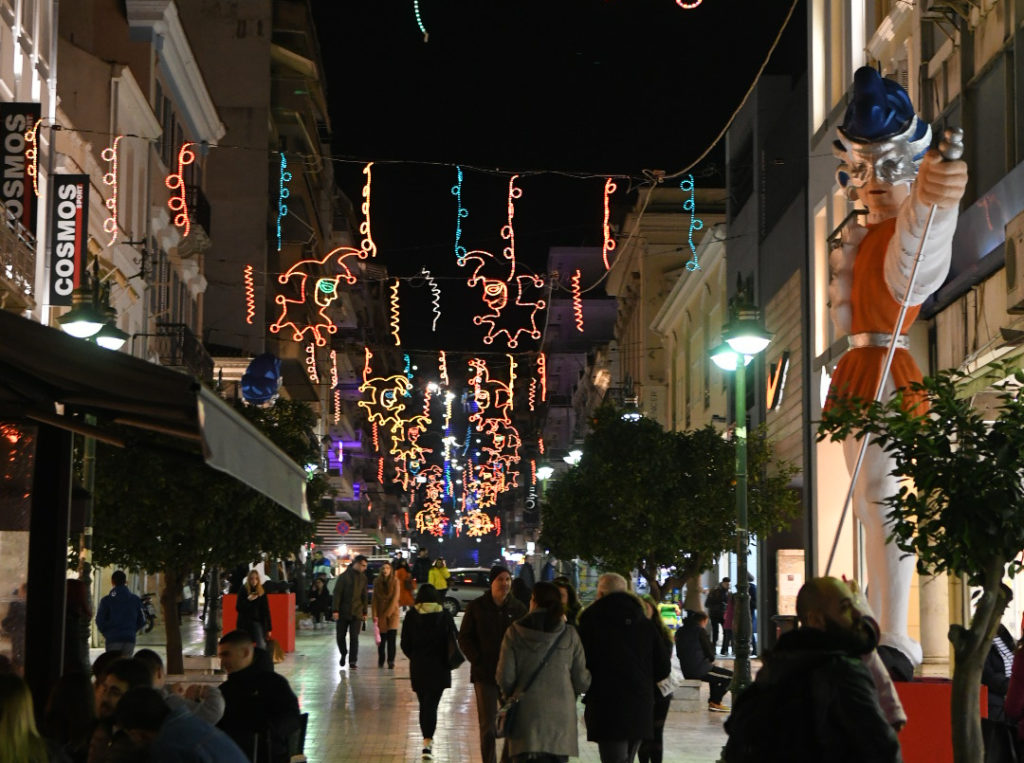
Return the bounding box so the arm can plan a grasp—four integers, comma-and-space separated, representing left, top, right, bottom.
306, 577, 332, 626
638, 595, 674, 763
577, 573, 670, 763
236, 570, 272, 650
400, 584, 458, 760
675, 610, 733, 711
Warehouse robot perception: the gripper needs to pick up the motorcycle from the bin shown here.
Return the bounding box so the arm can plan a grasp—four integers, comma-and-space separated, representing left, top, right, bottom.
139, 592, 157, 634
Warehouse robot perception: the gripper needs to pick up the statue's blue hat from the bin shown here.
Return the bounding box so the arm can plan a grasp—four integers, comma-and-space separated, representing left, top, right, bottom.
241, 353, 282, 404
840, 67, 928, 145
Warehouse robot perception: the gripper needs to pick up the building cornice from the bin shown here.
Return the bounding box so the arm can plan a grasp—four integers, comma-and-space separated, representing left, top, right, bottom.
650, 223, 726, 336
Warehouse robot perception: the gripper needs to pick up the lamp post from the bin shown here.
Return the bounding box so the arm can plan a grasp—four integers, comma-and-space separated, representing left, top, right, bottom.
710, 293, 771, 697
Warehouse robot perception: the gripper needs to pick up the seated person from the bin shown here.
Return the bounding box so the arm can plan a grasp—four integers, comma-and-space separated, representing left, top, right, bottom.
674, 610, 733, 712
134, 648, 225, 725
89, 657, 154, 762
217, 629, 301, 762
307, 577, 332, 624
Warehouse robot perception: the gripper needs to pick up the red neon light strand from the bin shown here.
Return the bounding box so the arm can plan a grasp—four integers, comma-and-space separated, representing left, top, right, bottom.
242, 264, 255, 325
602, 177, 617, 269
538, 352, 547, 402
571, 269, 584, 332
165, 142, 196, 237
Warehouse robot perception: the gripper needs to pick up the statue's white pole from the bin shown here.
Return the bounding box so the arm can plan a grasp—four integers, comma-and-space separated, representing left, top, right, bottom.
825, 128, 964, 576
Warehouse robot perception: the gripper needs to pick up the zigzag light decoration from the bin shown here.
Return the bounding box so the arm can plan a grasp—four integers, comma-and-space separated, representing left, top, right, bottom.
378, 457, 384, 483
304, 343, 319, 384
101, 135, 123, 246
438, 350, 449, 387
451, 166, 468, 264
422, 268, 441, 331
528, 378, 536, 411
242, 264, 255, 324
602, 177, 617, 269
389, 280, 402, 345
360, 162, 378, 258
681, 174, 704, 271
166, 142, 196, 237
276, 153, 291, 251
372, 422, 380, 452
538, 436, 545, 455
537, 352, 547, 401
24, 118, 39, 196
571, 269, 584, 332
330, 349, 340, 425
269, 247, 362, 345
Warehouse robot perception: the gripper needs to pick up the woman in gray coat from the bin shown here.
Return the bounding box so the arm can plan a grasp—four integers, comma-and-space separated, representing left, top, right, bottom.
496, 581, 591, 762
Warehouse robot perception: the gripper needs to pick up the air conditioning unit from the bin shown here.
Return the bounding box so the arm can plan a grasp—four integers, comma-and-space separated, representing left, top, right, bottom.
1005, 211, 1024, 313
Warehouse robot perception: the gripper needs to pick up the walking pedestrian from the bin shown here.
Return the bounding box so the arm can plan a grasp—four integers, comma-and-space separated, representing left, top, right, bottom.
395, 558, 416, 612
722, 587, 735, 656
675, 611, 733, 712
496, 581, 590, 762
236, 570, 272, 650
459, 565, 528, 763
704, 578, 729, 653
429, 558, 450, 592
577, 573, 668, 763
95, 571, 145, 656
553, 580, 582, 627
372, 561, 401, 669
401, 584, 458, 760
638, 596, 673, 763
333, 555, 369, 668
412, 548, 432, 585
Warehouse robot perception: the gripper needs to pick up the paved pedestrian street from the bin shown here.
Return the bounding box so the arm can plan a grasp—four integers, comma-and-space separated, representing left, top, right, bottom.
121, 614, 731, 762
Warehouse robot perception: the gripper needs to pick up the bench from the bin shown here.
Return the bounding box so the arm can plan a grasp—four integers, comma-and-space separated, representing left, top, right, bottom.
669, 679, 704, 712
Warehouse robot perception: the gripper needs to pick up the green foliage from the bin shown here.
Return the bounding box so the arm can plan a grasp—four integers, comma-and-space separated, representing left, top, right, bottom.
817, 366, 1024, 588
91, 397, 331, 577
540, 404, 799, 585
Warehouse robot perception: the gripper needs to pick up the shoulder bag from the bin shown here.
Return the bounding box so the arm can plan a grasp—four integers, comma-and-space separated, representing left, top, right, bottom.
496, 627, 567, 738
446, 616, 466, 670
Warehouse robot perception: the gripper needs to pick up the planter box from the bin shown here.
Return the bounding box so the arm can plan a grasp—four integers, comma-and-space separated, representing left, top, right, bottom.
221, 593, 295, 653
895, 679, 988, 763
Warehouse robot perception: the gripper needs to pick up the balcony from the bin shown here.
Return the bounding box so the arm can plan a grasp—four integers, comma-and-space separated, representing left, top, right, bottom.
0, 207, 36, 311
135, 322, 214, 382
178, 185, 212, 258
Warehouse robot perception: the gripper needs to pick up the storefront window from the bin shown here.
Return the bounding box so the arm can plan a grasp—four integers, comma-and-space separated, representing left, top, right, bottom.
0, 423, 35, 674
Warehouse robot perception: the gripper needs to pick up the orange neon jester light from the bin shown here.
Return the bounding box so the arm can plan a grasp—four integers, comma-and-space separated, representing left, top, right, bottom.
100, 136, 123, 245
269, 246, 363, 345
571, 269, 584, 332
165, 142, 196, 237
358, 374, 428, 435
602, 178, 617, 269
24, 118, 39, 196
537, 352, 547, 401
242, 264, 255, 325
359, 162, 377, 258
389, 280, 401, 346
304, 343, 319, 384
461, 509, 495, 538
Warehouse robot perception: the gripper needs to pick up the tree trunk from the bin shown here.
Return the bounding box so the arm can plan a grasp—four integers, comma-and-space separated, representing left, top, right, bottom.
950, 564, 1009, 763
161, 568, 185, 675
639, 562, 662, 601
683, 572, 704, 613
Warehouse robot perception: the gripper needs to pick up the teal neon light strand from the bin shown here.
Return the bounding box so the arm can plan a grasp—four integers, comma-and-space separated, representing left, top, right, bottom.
413, 0, 428, 41
451, 166, 468, 263
681, 175, 703, 271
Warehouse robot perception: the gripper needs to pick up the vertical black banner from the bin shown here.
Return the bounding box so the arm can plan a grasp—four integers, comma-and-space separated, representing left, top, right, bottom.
49, 175, 89, 306
0, 102, 40, 236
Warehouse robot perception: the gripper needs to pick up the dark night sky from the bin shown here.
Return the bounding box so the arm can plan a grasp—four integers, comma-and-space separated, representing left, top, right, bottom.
309, 0, 800, 355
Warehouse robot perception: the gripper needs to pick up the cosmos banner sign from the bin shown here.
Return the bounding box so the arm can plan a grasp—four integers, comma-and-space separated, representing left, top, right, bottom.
49, 174, 89, 306
0, 102, 40, 235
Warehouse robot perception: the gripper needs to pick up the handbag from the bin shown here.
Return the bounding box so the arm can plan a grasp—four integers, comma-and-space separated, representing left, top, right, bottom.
446, 621, 466, 670
657, 666, 685, 697
496, 628, 568, 739
373, 620, 381, 645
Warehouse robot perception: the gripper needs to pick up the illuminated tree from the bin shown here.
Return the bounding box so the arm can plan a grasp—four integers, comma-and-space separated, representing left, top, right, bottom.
91, 398, 330, 674
541, 404, 798, 601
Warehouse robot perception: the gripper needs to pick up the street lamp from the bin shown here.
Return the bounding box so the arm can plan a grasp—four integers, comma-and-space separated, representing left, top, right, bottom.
709, 292, 771, 697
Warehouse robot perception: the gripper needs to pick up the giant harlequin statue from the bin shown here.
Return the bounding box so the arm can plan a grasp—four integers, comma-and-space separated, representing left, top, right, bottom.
826, 67, 968, 668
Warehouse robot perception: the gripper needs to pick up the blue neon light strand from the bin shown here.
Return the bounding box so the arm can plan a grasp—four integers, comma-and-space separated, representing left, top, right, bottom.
681, 174, 703, 271
451, 166, 468, 264
412, 0, 428, 41
277, 154, 292, 252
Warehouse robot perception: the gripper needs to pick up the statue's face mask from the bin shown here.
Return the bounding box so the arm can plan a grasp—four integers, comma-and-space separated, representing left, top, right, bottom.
833, 115, 931, 191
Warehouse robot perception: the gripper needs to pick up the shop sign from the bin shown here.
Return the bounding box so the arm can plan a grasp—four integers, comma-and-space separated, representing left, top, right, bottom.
49, 174, 89, 306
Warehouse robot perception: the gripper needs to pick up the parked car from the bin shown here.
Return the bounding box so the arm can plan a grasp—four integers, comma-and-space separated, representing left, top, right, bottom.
440, 567, 491, 615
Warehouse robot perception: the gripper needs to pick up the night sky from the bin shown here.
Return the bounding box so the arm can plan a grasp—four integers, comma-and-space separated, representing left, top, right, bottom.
309, 0, 800, 355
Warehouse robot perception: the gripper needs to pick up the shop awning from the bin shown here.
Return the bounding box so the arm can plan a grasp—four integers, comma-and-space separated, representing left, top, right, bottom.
0, 310, 309, 521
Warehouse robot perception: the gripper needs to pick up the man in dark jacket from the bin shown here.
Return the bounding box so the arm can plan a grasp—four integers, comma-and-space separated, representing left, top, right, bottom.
96, 570, 145, 656
217, 630, 301, 762
458, 565, 528, 763
332, 555, 368, 668
722, 576, 902, 763
675, 611, 733, 711
704, 578, 729, 652
412, 548, 432, 585
577, 573, 669, 763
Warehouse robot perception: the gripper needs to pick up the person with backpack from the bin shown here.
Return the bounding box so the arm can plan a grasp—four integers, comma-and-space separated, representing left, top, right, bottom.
722, 576, 901, 763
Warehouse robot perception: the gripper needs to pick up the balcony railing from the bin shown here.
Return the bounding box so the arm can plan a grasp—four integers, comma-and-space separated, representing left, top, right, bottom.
135, 322, 214, 382
185, 185, 211, 236
0, 205, 36, 310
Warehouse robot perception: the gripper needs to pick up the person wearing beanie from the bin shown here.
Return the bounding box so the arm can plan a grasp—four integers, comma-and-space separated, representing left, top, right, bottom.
458, 564, 527, 763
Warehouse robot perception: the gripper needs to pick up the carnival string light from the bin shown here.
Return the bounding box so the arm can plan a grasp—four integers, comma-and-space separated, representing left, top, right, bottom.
372, 422, 380, 452
363, 347, 374, 382
538, 436, 545, 455
24, 118, 39, 196
438, 350, 449, 386
531, 459, 536, 486
304, 343, 319, 384
412, 0, 429, 41
389, 280, 402, 345
242, 264, 255, 324
528, 378, 536, 412
276, 153, 291, 251
360, 162, 378, 258
507, 353, 517, 410
676, 0, 703, 7
422, 267, 441, 331
537, 352, 547, 401
330, 350, 340, 424
602, 177, 617, 269
500, 175, 522, 273
165, 142, 196, 237
681, 174, 704, 271
571, 269, 584, 331
451, 165, 468, 263
378, 457, 385, 483
403, 353, 414, 395
100, 135, 123, 246
269, 247, 362, 345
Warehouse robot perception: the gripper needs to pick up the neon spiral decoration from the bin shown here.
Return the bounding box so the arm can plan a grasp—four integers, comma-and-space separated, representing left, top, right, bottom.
538, 436, 545, 455
451, 166, 468, 263
571, 269, 584, 332
242, 264, 255, 324
360, 162, 377, 258
165, 142, 196, 237
602, 178, 617, 269
412, 0, 428, 40
438, 350, 449, 387
500, 175, 522, 275
537, 352, 547, 401
24, 118, 39, 196
422, 267, 441, 331
372, 422, 380, 452
277, 153, 291, 251
330, 350, 340, 424
100, 135, 123, 246
531, 459, 536, 486
304, 343, 319, 384
363, 347, 373, 383
422, 388, 432, 418
378, 457, 385, 483
528, 378, 536, 412
681, 175, 704, 271
389, 280, 402, 345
